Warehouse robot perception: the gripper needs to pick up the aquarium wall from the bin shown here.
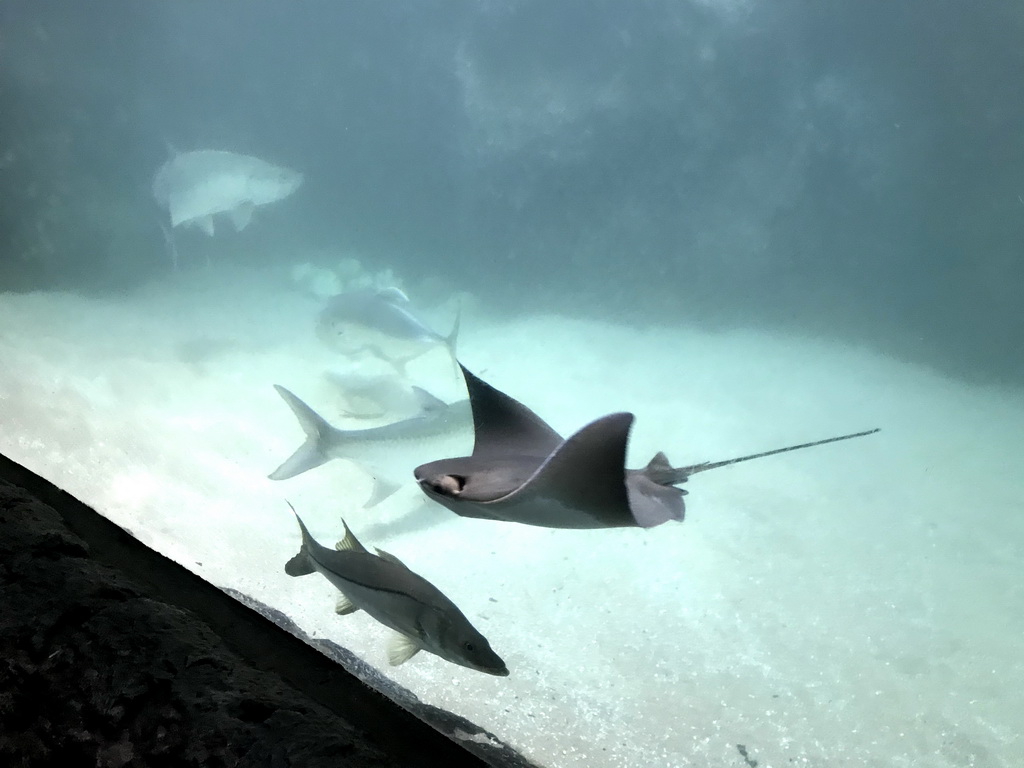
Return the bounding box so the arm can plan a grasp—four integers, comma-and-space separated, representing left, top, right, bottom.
1, 2, 1022, 767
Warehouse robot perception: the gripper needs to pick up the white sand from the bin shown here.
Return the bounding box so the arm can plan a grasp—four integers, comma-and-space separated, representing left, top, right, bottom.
1, 264, 1021, 768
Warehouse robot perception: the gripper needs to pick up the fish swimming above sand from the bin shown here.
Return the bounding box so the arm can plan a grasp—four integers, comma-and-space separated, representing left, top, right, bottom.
316, 287, 460, 375
152, 149, 302, 236
269, 384, 472, 507
324, 370, 444, 419
414, 365, 880, 529
284, 504, 508, 676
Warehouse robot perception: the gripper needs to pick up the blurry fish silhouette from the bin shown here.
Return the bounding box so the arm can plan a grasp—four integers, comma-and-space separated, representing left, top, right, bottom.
269, 384, 472, 507
158, 221, 181, 270
325, 370, 452, 419
152, 149, 302, 236
316, 287, 460, 375
285, 503, 508, 675
414, 365, 880, 529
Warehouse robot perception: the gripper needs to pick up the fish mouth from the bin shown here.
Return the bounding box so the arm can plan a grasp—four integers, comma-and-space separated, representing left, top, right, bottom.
479, 662, 510, 677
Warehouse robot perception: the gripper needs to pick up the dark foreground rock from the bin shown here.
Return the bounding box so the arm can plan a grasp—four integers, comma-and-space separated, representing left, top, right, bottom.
0, 462, 524, 768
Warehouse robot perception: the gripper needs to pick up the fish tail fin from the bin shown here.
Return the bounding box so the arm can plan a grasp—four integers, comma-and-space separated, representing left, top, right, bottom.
284, 501, 316, 576
444, 304, 461, 377
269, 385, 338, 480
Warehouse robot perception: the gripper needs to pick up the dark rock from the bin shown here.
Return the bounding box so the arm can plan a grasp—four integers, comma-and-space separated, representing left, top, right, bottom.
0, 472, 511, 768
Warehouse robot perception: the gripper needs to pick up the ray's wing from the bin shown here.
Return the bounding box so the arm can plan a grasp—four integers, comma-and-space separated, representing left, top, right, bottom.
460, 365, 563, 460
501, 412, 635, 525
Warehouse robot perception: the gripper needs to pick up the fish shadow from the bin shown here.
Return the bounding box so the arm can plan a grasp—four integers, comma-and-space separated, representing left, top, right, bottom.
353, 497, 454, 545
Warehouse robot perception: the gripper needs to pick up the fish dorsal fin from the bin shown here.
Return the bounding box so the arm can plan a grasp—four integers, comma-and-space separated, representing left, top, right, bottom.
362, 476, 402, 508
334, 519, 368, 553
376, 286, 410, 304
512, 412, 633, 516
387, 632, 422, 666
461, 365, 563, 459
410, 386, 448, 414
374, 547, 409, 569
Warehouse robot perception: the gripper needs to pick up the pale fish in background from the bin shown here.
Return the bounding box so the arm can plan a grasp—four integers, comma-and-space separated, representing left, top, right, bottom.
316, 287, 460, 375
268, 384, 472, 507
284, 503, 508, 676
324, 369, 450, 419
152, 149, 303, 236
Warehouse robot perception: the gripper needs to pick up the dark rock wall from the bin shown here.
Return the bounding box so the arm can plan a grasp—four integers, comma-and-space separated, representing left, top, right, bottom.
0, 470, 502, 768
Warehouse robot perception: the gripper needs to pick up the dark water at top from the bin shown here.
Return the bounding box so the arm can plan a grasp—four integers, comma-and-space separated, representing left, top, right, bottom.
2, 1, 1021, 376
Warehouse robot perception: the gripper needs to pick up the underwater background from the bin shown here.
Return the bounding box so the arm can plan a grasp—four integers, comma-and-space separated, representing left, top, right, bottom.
1, 2, 1022, 766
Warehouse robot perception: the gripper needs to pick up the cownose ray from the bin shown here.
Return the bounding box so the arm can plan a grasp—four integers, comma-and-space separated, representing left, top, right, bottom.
413, 365, 880, 529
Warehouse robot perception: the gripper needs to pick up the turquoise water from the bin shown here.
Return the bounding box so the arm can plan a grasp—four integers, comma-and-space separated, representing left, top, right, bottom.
2, 2, 1022, 766
1, 263, 1021, 766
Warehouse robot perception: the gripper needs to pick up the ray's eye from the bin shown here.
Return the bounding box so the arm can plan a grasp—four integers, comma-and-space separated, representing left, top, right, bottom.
463, 641, 476, 653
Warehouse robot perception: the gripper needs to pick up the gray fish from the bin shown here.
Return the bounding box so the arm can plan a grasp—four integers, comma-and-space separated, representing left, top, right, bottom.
414, 365, 880, 529
324, 370, 438, 419
284, 504, 508, 676
269, 384, 472, 507
316, 287, 460, 375
152, 149, 302, 236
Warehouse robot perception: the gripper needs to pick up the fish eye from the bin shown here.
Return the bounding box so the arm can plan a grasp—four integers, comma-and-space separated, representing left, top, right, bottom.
463, 641, 476, 653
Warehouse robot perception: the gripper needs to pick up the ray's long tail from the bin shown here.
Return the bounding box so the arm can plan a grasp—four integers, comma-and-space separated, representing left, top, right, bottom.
653, 428, 880, 486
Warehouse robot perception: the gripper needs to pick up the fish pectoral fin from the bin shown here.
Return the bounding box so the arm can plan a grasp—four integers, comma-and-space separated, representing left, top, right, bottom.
335, 593, 359, 615
230, 201, 254, 231
363, 476, 402, 508
387, 632, 422, 666
410, 386, 447, 414
374, 547, 410, 570
198, 215, 215, 236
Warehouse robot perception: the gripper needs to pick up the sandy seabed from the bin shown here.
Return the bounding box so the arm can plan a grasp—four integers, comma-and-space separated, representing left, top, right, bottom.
1, 264, 1021, 768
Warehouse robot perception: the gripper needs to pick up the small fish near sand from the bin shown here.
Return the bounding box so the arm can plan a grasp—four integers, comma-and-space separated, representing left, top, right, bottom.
152, 149, 303, 238
284, 503, 508, 676
414, 365, 880, 529
269, 384, 472, 507
316, 287, 460, 375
